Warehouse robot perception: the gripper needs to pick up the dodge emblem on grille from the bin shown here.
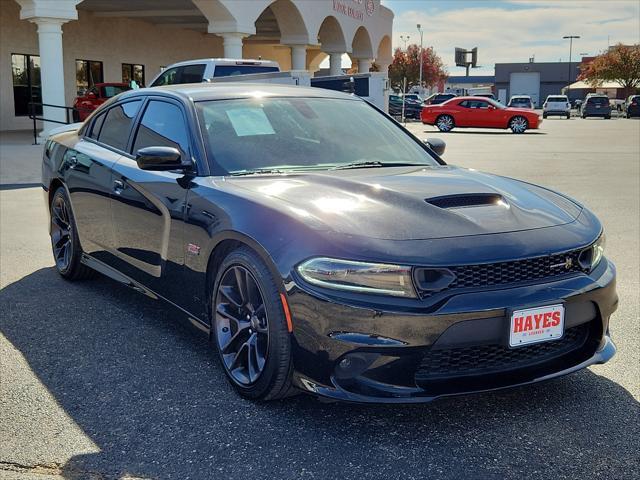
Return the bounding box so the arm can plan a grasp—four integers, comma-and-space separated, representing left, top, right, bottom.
551, 257, 573, 270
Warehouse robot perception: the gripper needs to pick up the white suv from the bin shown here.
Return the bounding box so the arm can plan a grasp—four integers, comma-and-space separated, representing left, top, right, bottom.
543, 95, 571, 119
149, 58, 280, 87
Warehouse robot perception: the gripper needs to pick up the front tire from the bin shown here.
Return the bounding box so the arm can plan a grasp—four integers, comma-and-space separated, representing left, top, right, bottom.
435, 114, 454, 132
212, 247, 294, 400
509, 116, 528, 133
49, 187, 95, 280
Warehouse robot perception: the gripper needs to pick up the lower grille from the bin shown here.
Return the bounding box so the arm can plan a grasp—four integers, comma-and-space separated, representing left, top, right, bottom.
415, 323, 590, 385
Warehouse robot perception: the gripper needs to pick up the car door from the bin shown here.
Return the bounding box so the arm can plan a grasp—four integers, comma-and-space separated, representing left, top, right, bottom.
63, 101, 141, 264
110, 97, 194, 304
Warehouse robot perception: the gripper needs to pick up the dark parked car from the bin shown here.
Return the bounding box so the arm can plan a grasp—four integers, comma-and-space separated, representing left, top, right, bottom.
389, 94, 422, 119
581, 94, 612, 119
625, 95, 640, 118
424, 92, 457, 105
43, 83, 616, 403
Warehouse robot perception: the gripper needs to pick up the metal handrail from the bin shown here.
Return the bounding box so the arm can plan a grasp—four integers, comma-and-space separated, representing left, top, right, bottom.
27, 102, 93, 145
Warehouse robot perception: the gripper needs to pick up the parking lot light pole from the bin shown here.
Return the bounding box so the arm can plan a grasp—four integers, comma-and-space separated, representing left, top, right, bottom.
400, 35, 410, 51
417, 24, 424, 91
563, 35, 580, 97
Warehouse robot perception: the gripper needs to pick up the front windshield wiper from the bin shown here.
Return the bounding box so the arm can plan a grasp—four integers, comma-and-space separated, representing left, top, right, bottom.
228, 168, 288, 176
330, 161, 426, 170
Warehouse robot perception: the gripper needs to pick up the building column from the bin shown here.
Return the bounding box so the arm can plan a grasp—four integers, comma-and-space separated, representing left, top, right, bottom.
32, 18, 68, 137
328, 52, 343, 76
220, 33, 246, 59
356, 58, 373, 73
289, 45, 307, 71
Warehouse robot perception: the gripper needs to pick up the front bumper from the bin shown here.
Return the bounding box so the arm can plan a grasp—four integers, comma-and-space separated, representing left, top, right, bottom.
286, 259, 617, 403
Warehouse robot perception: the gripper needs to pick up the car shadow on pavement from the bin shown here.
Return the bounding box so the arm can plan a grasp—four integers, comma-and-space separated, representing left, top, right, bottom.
438, 130, 547, 135
1, 267, 638, 480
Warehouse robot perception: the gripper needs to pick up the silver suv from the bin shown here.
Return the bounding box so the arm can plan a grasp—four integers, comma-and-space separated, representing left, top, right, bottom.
150, 58, 280, 87
543, 95, 571, 119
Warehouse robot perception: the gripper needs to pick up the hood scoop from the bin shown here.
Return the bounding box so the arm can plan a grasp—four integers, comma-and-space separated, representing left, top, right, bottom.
426, 193, 505, 209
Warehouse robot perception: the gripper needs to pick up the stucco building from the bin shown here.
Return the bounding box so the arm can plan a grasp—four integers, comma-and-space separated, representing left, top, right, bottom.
0, 0, 393, 132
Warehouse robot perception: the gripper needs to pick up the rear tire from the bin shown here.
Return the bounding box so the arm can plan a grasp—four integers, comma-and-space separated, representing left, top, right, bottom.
211, 246, 295, 401
543, 113, 547, 119
566, 113, 571, 119
49, 186, 95, 280
604, 115, 611, 120
435, 114, 454, 132
509, 116, 528, 133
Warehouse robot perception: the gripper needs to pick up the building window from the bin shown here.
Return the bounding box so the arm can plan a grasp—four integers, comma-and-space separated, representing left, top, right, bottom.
11, 53, 42, 116
76, 59, 104, 94
122, 63, 145, 87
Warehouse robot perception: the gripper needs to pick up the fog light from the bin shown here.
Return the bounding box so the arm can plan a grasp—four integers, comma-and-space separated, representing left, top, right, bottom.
334, 353, 379, 379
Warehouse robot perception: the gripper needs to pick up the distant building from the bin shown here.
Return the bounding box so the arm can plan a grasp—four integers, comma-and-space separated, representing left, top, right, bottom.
494, 61, 580, 107
444, 75, 495, 95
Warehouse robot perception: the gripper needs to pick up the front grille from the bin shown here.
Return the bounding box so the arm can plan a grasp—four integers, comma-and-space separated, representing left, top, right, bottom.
415, 323, 590, 385
415, 249, 589, 296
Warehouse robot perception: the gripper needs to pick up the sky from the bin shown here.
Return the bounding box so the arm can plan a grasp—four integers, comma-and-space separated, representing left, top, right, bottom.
381, 0, 640, 76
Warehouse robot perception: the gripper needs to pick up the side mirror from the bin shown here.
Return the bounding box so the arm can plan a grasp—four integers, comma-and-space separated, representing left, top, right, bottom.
135, 146, 187, 171
87, 92, 97, 99
424, 138, 446, 156
488, 105, 496, 111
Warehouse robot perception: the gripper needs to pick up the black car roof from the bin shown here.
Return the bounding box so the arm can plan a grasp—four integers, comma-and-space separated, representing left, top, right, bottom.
116, 82, 358, 103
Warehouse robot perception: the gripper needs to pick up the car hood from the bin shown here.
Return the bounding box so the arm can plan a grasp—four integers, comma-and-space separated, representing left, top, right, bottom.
226, 165, 582, 240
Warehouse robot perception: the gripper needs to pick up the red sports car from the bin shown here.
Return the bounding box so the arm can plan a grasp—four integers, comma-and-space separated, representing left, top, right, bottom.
72, 83, 131, 121
421, 96, 542, 133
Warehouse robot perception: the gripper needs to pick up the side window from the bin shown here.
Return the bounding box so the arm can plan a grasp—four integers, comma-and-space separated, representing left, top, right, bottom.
98, 100, 142, 151
89, 111, 106, 139
150, 67, 179, 87
132, 100, 190, 157
459, 100, 469, 108
179, 64, 205, 83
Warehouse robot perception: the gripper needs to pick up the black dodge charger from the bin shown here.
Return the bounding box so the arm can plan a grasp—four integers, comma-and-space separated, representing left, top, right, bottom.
42, 83, 617, 403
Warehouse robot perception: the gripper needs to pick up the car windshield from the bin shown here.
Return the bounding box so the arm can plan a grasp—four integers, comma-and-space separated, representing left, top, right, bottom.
102, 85, 131, 98
196, 97, 439, 175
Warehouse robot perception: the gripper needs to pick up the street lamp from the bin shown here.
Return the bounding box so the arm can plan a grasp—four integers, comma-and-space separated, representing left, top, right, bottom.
400, 35, 410, 50
563, 35, 580, 96
417, 24, 424, 90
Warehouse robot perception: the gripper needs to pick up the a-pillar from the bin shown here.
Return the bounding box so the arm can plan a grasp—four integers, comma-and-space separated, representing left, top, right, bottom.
220, 33, 246, 59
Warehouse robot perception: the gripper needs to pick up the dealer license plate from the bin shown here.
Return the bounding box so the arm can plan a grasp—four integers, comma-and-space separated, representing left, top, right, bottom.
509, 304, 564, 348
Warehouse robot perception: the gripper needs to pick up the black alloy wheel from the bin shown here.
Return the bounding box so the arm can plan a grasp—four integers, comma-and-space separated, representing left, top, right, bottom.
51, 193, 73, 272
49, 187, 95, 280
212, 247, 295, 400
215, 265, 269, 385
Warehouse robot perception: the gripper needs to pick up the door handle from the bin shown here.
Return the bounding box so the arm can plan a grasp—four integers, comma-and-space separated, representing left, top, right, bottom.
113, 179, 125, 194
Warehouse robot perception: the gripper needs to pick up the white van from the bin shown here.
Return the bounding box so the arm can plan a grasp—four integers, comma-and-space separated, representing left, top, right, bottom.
149, 58, 280, 87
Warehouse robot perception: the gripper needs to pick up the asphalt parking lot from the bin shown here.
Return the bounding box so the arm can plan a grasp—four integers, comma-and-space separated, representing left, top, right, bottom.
1, 117, 639, 480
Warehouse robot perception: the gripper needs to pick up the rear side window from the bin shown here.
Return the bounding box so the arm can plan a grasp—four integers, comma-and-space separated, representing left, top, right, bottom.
89, 112, 106, 139
213, 65, 279, 77
179, 64, 206, 83
98, 100, 142, 151
132, 100, 190, 157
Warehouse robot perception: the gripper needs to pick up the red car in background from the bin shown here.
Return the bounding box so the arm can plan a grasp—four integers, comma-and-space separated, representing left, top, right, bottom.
421, 96, 541, 133
72, 83, 131, 121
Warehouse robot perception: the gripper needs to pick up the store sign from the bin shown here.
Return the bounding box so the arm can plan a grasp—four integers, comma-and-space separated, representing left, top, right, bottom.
333, 0, 375, 21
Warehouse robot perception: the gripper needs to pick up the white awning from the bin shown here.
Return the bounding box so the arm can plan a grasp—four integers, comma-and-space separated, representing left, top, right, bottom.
566, 80, 625, 89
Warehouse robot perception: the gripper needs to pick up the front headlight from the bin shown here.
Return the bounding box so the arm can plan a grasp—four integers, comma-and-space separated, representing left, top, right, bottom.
296, 258, 417, 298
591, 233, 606, 269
